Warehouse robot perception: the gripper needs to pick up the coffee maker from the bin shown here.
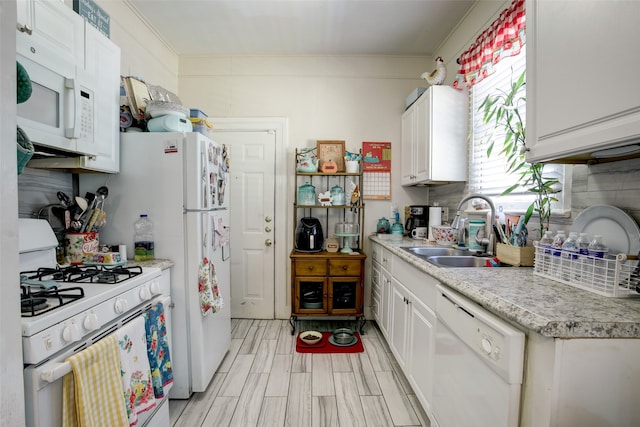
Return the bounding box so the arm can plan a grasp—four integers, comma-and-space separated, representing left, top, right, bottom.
405, 205, 430, 237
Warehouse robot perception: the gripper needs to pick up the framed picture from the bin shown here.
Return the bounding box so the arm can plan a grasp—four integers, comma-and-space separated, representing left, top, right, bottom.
316, 140, 345, 172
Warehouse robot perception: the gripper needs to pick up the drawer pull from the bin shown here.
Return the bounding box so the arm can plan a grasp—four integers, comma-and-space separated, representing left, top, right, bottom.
342, 265, 348, 270
307, 266, 314, 271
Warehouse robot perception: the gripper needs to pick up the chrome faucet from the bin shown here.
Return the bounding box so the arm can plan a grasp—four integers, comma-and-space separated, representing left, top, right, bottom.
451, 193, 496, 256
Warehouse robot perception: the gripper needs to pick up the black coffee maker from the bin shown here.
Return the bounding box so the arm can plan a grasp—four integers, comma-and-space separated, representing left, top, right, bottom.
405, 205, 430, 233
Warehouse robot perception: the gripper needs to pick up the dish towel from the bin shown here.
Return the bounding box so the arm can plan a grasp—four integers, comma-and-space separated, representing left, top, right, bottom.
144, 302, 173, 398
62, 334, 129, 427
198, 257, 224, 315
116, 316, 156, 425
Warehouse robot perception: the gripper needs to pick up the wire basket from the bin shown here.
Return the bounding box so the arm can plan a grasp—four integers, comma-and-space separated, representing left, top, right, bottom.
533, 243, 640, 298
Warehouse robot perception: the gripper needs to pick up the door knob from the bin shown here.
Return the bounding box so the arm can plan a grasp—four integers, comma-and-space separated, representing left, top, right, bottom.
265, 216, 272, 223
265, 226, 272, 232
265, 239, 273, 246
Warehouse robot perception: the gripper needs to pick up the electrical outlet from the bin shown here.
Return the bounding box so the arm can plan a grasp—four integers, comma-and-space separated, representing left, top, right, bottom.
441, 207, 449, 223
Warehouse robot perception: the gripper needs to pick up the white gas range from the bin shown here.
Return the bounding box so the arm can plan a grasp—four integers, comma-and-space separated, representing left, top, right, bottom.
19, 219, 171, 427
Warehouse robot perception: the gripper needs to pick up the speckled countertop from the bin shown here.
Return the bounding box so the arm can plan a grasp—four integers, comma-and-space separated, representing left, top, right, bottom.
125, 258, 174, 270
370, 236, 640, 339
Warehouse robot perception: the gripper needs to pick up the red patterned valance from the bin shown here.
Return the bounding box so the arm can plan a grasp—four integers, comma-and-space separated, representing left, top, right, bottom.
453, 0, 525, 89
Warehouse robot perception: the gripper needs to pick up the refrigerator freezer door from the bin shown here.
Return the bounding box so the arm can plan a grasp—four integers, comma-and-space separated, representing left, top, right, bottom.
184, 133, 230, 210
185, 210, 231, 392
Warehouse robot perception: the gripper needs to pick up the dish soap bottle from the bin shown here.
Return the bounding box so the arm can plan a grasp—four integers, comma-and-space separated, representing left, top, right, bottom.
134, 214, 155, 261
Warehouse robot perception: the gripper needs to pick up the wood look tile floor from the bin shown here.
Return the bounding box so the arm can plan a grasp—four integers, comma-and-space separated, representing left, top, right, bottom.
169, 319, 430, 427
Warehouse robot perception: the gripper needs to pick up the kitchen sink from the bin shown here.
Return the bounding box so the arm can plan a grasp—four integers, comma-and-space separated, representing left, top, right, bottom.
426, 255, 495, 268
400, 246, 500, 268
400, 246, 468, 257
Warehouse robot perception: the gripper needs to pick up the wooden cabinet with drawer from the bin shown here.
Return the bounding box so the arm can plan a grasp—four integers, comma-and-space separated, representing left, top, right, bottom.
290, 252, 366, 332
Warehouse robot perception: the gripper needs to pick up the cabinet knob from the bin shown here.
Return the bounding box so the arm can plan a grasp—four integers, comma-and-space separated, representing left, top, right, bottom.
265, 239, 272, 246
342, 265, 348, 270
307, 266, 314, 271
265, 226, 272, 232
265, 215, 272, 223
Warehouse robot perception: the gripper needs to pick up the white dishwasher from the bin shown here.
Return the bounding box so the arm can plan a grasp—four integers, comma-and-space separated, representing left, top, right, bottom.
432, 285, 525, 427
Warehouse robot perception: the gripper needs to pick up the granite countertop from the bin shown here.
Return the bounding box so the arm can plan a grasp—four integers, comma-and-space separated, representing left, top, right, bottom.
370, 235, 640, 339
125, 258, 174, 270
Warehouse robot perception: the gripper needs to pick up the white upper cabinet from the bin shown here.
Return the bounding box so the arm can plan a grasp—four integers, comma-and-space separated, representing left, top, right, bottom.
526, 0, 640, 163
16, 0, 84, 77
401, 86, 468, 186
75, 23, 121, 173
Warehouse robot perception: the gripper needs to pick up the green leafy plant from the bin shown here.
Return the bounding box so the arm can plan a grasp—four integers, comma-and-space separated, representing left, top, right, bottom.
478, 69, 559, 240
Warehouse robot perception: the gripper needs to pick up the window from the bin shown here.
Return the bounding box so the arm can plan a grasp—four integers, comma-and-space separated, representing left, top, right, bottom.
468, 46, 571, 216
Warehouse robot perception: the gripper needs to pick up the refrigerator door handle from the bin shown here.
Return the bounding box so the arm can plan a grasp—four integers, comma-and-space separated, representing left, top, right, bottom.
183, 208, 228, 213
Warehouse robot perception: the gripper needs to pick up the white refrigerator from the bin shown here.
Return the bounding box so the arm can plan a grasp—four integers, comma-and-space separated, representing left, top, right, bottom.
80, 131, 231, 399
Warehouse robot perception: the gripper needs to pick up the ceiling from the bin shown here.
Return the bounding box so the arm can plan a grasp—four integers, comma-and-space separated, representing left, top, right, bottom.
128, 0, 476, 56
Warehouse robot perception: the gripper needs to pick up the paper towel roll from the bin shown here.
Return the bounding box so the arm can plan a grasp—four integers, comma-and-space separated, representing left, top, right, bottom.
428, 207, 442, 241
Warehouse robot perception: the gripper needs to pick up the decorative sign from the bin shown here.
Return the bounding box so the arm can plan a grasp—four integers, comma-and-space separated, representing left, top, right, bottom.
73, 0, 110, 38
362, 142, 392, 200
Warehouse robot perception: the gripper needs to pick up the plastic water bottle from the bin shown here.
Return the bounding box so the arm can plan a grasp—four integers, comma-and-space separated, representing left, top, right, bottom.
134, 214, 155, 261
538, 231, 555, 273
588, 235, 609, 283
561, 232, 579, 281
575, 232, 591, 281
550, 230, 566, 277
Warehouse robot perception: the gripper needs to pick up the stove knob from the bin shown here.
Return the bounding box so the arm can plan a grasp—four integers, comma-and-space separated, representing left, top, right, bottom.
114, 298, 129, 314
150, 280, 161, 295
139, 285, 152, 301
62, 323, 80, 343
83, 313, 99, 331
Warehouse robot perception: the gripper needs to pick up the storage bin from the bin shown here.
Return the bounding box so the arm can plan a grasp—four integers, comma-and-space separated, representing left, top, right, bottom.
189, 109, 208, 118
189, 118, 213, 137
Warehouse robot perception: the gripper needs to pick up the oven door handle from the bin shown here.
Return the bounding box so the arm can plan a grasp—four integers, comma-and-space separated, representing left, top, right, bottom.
40, 362, 72, 383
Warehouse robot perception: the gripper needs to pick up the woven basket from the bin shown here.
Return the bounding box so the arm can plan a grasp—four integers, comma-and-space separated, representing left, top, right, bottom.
17, 126, 34, 175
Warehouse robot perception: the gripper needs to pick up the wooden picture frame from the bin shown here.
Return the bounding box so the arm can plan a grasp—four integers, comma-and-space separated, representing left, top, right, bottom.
316, 140, 345, 172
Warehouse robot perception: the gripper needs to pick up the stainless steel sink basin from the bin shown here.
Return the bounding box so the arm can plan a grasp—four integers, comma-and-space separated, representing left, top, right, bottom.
401, 246, 467, 257
426, 255, 494, 268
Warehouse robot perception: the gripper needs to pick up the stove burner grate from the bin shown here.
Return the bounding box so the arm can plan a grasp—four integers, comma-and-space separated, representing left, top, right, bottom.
20, 285, 85, 317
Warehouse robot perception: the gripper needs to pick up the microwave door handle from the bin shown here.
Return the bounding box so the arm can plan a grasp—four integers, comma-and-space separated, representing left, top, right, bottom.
64, 77, 80, 139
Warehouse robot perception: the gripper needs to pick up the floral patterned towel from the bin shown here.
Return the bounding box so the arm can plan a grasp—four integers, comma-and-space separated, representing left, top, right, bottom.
198, 257, 224, 316
116, 316, 156, 425
144, 303, 173, 398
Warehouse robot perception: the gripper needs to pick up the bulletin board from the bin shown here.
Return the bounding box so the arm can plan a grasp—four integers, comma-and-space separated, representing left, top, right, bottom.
362, 142, 392, 200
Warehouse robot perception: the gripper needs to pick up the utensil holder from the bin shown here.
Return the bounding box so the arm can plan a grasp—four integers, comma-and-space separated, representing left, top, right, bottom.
496, 243, 535, 266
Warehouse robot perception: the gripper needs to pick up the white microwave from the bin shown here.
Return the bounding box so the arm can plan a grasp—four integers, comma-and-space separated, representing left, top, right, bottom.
17, 53, 96, 156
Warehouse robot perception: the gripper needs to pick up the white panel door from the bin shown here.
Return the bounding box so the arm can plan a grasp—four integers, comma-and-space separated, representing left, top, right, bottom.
219, 130, 276, 319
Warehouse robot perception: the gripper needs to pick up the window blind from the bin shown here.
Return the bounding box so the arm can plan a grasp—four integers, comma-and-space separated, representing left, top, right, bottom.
468, 46, 569, 214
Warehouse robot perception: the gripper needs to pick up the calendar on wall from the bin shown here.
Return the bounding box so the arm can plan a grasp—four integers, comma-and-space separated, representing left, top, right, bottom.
362, 142, 392, 200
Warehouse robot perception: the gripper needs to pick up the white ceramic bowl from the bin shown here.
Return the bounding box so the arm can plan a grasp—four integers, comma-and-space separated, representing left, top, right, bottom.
432, 225, 456, 246
299, 330, 323, 345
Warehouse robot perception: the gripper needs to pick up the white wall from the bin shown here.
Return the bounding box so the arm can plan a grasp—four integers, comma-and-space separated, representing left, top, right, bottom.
93, 0, 179, 92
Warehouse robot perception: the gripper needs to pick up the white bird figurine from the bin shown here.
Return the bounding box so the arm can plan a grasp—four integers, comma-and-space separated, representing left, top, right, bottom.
421, 56, 446, 85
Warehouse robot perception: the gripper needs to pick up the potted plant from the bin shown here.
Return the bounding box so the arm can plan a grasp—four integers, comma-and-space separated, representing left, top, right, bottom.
478, 69, 560, 241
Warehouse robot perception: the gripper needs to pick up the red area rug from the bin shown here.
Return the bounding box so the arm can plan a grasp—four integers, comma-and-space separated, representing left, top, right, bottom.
295, 331, 364, 354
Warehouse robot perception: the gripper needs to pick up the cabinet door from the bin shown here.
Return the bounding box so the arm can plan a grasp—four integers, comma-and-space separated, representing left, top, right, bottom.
389, 277, 409, 369
16, 0, 83, 77
379, 267, 392, 338
76, 24, 121, 172
414, 94, 430, 182
401, 107, 416, 185
408, 296, 436, 412
328, 277, 362, 315
294, 277, 327, 313
526, 0, 640, 163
